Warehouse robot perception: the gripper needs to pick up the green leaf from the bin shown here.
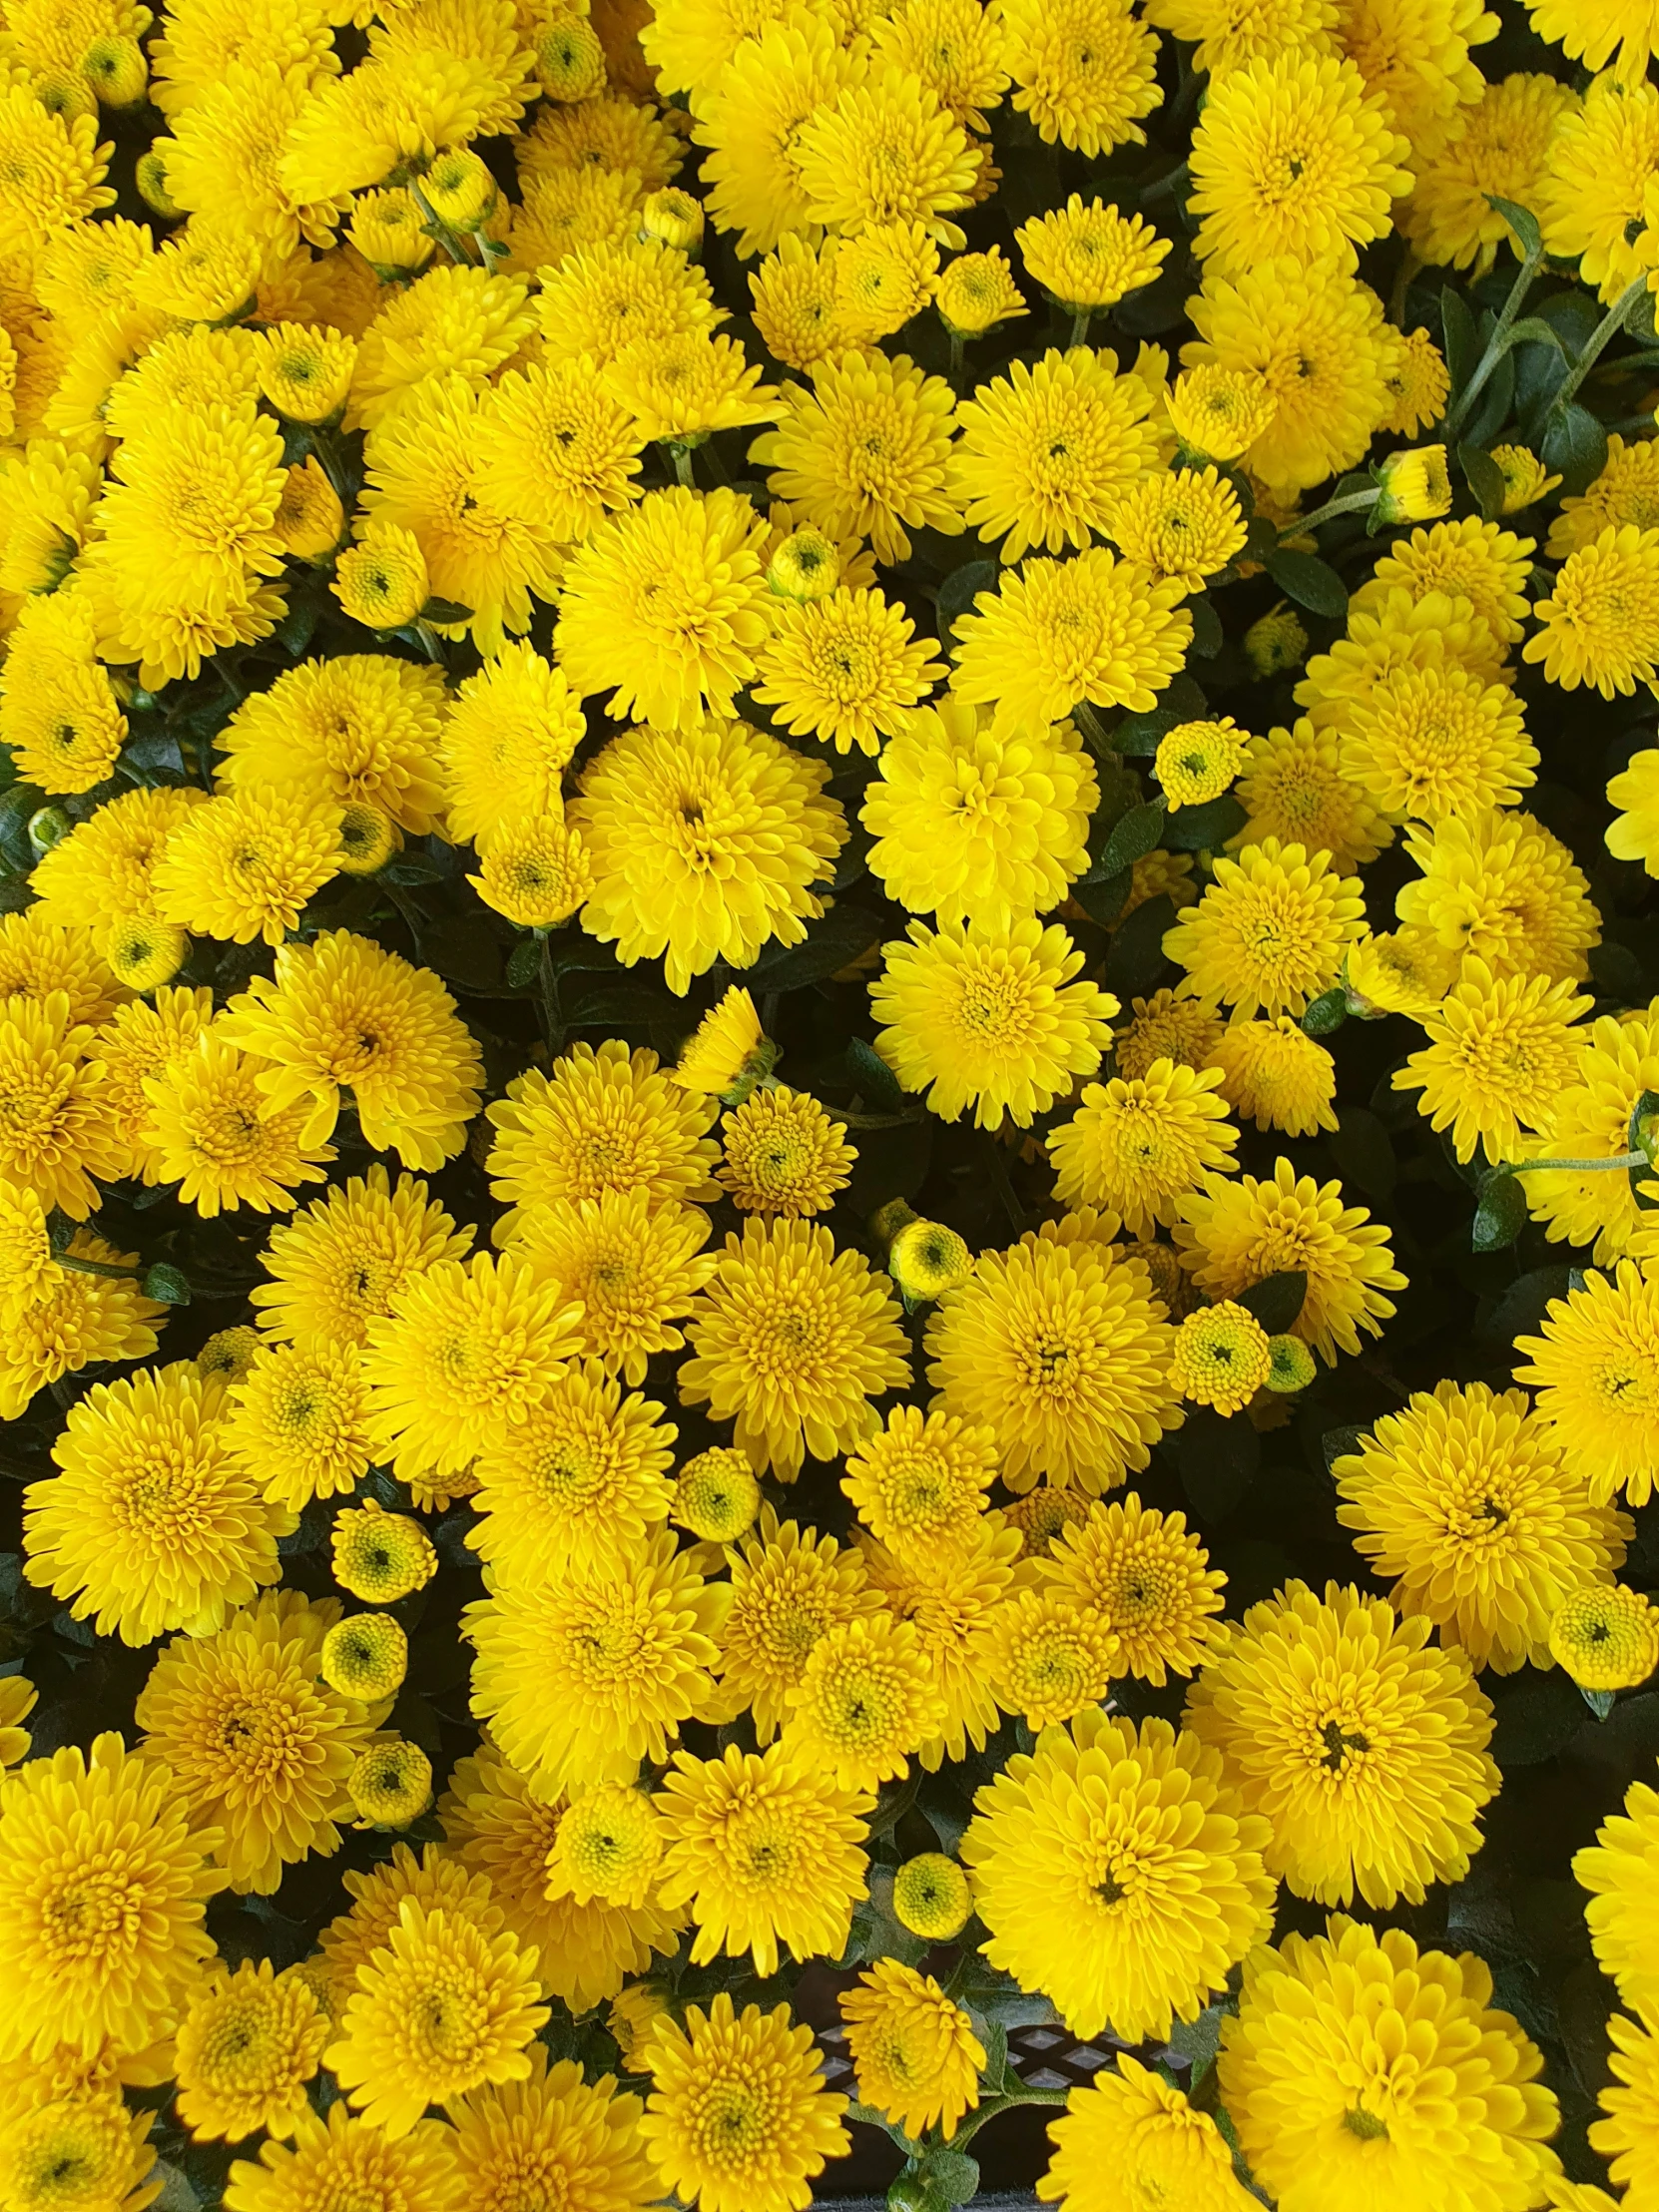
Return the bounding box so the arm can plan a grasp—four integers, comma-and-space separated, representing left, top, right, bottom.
1476, 1266, 1574, 1344
1237, 1270, 1307, 1334
1440, 283, 1477, 391
1329, 1108, 1397, 1201
1162, 793, 1246, 851
934, 558, 999, 647
1168, 2000, 1229, 2088
1472, 1171, 1528, 1252
1499, 315, 1567, 357
1266, 549, 1348, 620
1091, 800, 1166, 882
1114, 674, 1210, 756
845, 1034, 905, 1111
1072, 865, 1134, 928
747, 905, 885, 989
920, 2149, 979, 2206
1322, 1422, 1369, 1470
1539, 403, 1610, 497
1174, 1405, 1259, 1523
1630, 1088, 1659, 1215
142, 1263, 192, 1306
1582, 1687, 1618, 1721
505, 936, 542, 990
1489, 1666, 1588, 1765
1457, 442, 1508, 523
1485, 195, 1543, 259
1186, 594, 1223, 658
1105, 891, 1174, 997
1301, 984, 1348, 1036
417, 595, 473, 624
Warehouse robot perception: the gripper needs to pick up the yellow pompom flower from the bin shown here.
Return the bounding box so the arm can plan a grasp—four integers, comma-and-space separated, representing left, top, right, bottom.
152, 786, 340, 949
751, 348, 961, 567
1218, 1918, 1561, 2212
887, 1217, 974, 1306
893, 1853, 973, 1940
217, 655, 446, 834
1175, 1158, 1404, 1366
348, 1738, 434, 1828
512, 1189, 716, 1387
1341, 661, 1534, 829
925, 1238, 1179, 1492
1016, 198, 1169, 313
105, 914, 187, 992
1515, 1262, 1659, 1505
1552, 1584, 1659, 1691
871, 915, 1115, 1130
469, 815, 593, 930
1392, 958, 1589, 1165
997, 0, 1162, 156
488, 1039, 718, 1228
949, 547, 1193, 728
933, 245, 1028, 335
1403, 71, 1577, 276
447, 2048, 654, 2212
1185, 1580, 1499, 1907
1525, 523, 1659, 698
1552, 433, 1659, 560
174, 1960, 330, 2142
0, 86, 114, 250
638, 1993, 848, 2212
25, 1363, 286, 1646
1594, 2005, 1659, 2203
252, 1165, 474, 1352
951, 346, 1161, 564
0, 589, 128, 798
2, 991, 164, 1211
1047, 1060, 1239, 1237
217, 928, 484, 1170
222, 1341, 372, 1512
679, 1217, 910, 1479
141, 1030, 334, 1220
780, 1612, 948, 1791
1243, 601, 1310, 677
440, 643, 586, 848
674, 1446, 761, 1543
605, 329, 778, 448
794, 69, 979, 247
258, 321, 354, 425
570, 717, 844, 997
333, 523, 431, 630
1189, 53, 1409, 278
1165, 363, 1278, 463
320, 1612, 408, 1704
981, 1588, 1122, 1730
752, 584, 944, 757
0, 1734, 222, 2064
1109, 468, 1248, 593
1335, 1381, 1628, 1675
1041, 2054, 1253, 2212
1169, 1301, 1273, 1415
325, 1901, 547, 2136
466, 1531, 729, 1797
1165, 839, 1367, 1022
1208, 1016, 1340, 1138
1373, 443, 1455, 527
1608, 748, 1659, 879
655, 1740, 871, 1972
543, 1782, 665, 1912
962, 1708, 1273, 2043
225, 2101, 463, 2211
1355, 517, 1536, 647
768, 524, 843, 603
840, 1960, 984, 2142
863, 698, 1097, 931
469, 1359, 677, 1584
0, 2088, 158, 2212
841, 1403, 997, 1559
1379, 327, 1452, 438
718, 1087, 855, 1217
331, 1499, 436, 1604
1039, 1492, 1227, 1682
0, 1226, 166, 1423
1578, 1774, 1659, 2012
830, 219, 940, 343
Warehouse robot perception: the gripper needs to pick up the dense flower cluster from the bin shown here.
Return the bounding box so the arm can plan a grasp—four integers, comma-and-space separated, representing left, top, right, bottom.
3, 0, 1659, 2206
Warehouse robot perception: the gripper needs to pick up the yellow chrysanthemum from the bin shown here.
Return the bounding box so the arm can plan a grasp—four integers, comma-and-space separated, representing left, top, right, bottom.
1516, 1263, 1659, 1507
569, 716, 844, 995
1165, 839, 1367, 1021
1526, 524, 1659, 698
487, 1039, 719, 1230
1521, 1008, 1659, 1265
1219, 1918, 1561, 2212
778, 1611, 948, 1790
218, 656, 445, 836
1395, 806, 1599, 984
439, 643, 584, 847
141, 1027, 335, 1219
174, 1960, 330, 2142
1041, 2054, 1254, 2212
511, 1189, 715, 1386
1107, 468, 1248, 592
981, 1587, 1122, 1729
1039, 1492, 1227, 1682
447, 2047, 655, 2212
1405, 72, 1578, 273
331, 1498, 436, 1605
1169, 1301, 1273, 1414
1048, 1060, 1238, 1237
1185, 1580, 1498, 1907
718, 1511, 884, 1741
841, 1403, 996, 1559
1552, 433, 1659, 560
252, 1165, 473, 1351
794, 69, 980, 247
840, 1960, 984, 2142
933, 244, 1029, 335
0, 1223, 166, 1423
752, 584, 944, 757
679, 1217, 910, 1478
1392, 958, 1589, 1164
151, 786, 340, 950
320, 1613, 407, 1705
674, 1447, 762, 1543
925, 1237, 1179, 1492
225, 2102, 464, 2212
221, 1341, 371, 1512
1552, 1583, 1659, 1690
950, 546, 1193, 729
0, 2086, 158, 2212
544, 1781, 665, 1912
718, 1086, 855, 1217
892, 1852, 974, 1940
1208, 1016, 1340, 1138
962, 1708, 1274, 2043
996, 0, 1163, 157
1111, 989, 1223, 1082
1341, 660, 1535, 825
1175, 1158, 1404, 1366
0, 588, 127, 798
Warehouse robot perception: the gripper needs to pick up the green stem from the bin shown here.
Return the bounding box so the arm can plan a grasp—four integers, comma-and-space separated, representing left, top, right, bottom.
983, 1132, 1025, 1234
1548, 275, 1649, 421
303, 425, 349, 504
672, 444, 697, 488
947, 328, 965, 387
1387, 246, 1420, 330
951, 2086, 1072, 2150
407, 177, 477, 267
1071, 699, 1112, 752
1442, 235, 1546, 443
1139, 159, 1189, 206
1285, 487, 1379, 538
1069, 309, 1092, 349
1505, 1150, 1647, 1176
54, 1252, 141, 1282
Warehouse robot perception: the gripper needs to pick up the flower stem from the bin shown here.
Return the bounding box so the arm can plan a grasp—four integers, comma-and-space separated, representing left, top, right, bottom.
1441, 234, 1546, 443
672, 444, 697, 488
947, 328, 965, 387
1505, 1150, 1647, 1176
1069, 309, 1092, 349
1547, 275, 1649, 420
950, 2086, 1072, 2150
1284, 487, 1379, 538
54, 1253, 141, 1282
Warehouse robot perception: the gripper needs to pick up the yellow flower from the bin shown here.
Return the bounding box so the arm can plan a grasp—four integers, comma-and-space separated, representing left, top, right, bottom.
0, 1735, 222, 2064
841, 1403, 996, 1559
362, 1250, 585, 1485
225, 2102, 464, 2212
718, 1510, 883, 1741
656, 1740, 871, 1972
332, 1499, 436, 1605
1242, 600, 1309, 676
1551, 432, 1659, 559
1528, 0, 1659, 88
752, 348, 962, 568
1015, 197, 1169, 314
1039, 2055, 1255, 2212
151, 786, 339, 949
1186, 1581, 1499, 1907
26, 1362, 287, 1645
1395, 806, 1599, 984
639, 1992, 848, 2212
674, 1446, 761, 1543
980, 1587, 1121, 1729
1392, 957, 1589, 1164
537, 238, 722, 368
1526, 523, 1659, 697
1516, 1262, 1659, 1506
751, 235, 861, 370
1341, 659, 1536, 823
105, 914, 187, 992
1578, 1773, 1659, 2013
925, 1238, 1180, 1492
320, 1613, 407, 1704
1218, 1918, 1561, 2212
469, 815, 593, 930
347, 1737, 433, 1827
0, 87, 114, 252
673, 988, 767, 1102
1142, 0, 1336, 74
1374, 442, 1454, 525
861, 1518, 1022, 1764
887, 1217, 974, 1305
1169, 1301, 1273, 1414
258, 321, 354, 425
753, 584, 945, 756
29, 787, 203, 938
933, 245, 1028, 335
1189, 53, 1409, 278
795, 68, 979, 247
333, 522, 431, 630
1165, 363, 1278, 463
1355, 516, 1536, 645
1039, 1492, 1228, 1682
718, 1087, 856, 1217
1108, 466, 1248, 592
779, 1611, 947, 1791
222, 1341, 371, 1512
252, 1165, 473, 1352
544, 1781, 665, 1912
325, 1901, 546, 2137
467, 1531, 729, 1797
892, 1852, 973, 1940
872, 915, 1115, 1129
1403, 71, 1579, 275
489, 1039, 718, 1229
998, 0, 1162, 155
0, 1224, 164, 1422
570, 717, 844, 996
218, 654, 446, 834
768, 525, 843, 603
1608, 747, 1659, 880
1048, 1060, 1239, 1237
217, 928, 484, 1170
951, 346, 1161, 564
605, 329, 778, 447
0, 1674, 36, 1768
423, 145, 497, 229
1113, 988, 1223, 1081
1494, 442, 1561, 512
949, 546, 1193, 728
0, 2088, 157, 2211
1175, 1157, 1405, 1366
679, 1217, 910, 1478
142, 1029, 334, 1219
831, 220, 941, 343
1593, 2004, 1659, 2202
963, 1708, 1273, 2042
1209, 1015, 1339, 1138
1182, 257, 1394, 493
447, 2047, 655, 2212
874, 0, 1010, 128
1552, 1583, 1659, 1690
512, 1189, 715, 1386
1164, 838, 1368, 1021
1379, 326, 1452, 437
1336, 1380, 1630, 1673
0, 588, 127, 798
841, 1960, 984, 2142
440, 642, 585, 848
174, 1960, 329, 2142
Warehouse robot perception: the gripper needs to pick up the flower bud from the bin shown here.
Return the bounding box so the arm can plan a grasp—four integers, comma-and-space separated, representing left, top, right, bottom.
535, 12, 606, 100
1373, 442, 1451, 525
333, 525, 431, 630
421, 147, 498, 232
27, 806, 72, 856
1243, 602, 1308, 679
337, 802, 401, 876
892, 1853, 973, 1939
348, 1739, 432, 1828
135, 150, 183, 218
80, 32, 148, 106
639, 187, 704, 256
106, 915, 188, 992
33, 67, 97, 121
768, 526, 840, 602
673, 1446, 761, 1543
1264, 1334, 1317, 1393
